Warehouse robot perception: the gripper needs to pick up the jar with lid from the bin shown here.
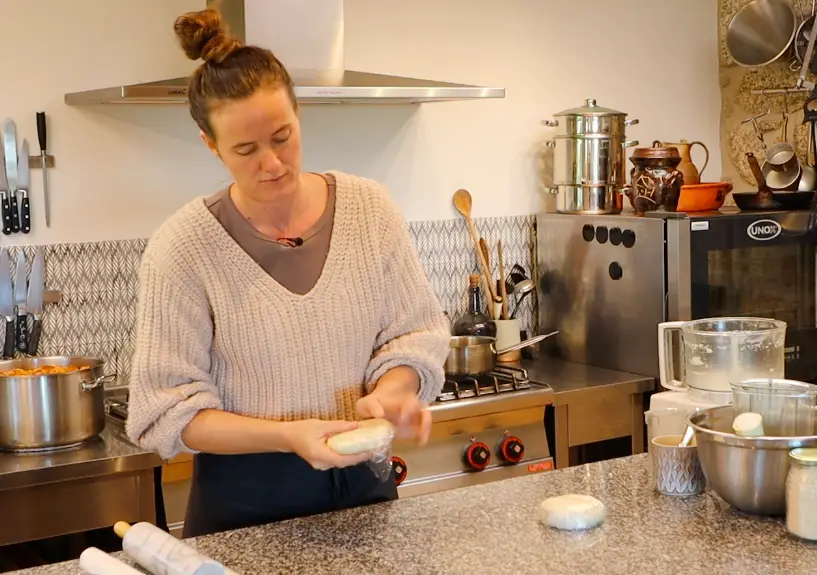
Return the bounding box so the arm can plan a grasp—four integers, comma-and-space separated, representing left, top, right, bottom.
625, 141, 684, 215
786, 447, 817, 540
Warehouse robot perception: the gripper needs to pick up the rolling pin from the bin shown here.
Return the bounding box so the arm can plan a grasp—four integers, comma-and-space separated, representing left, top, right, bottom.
79, 547, 143, 574
114, 521, 239, 575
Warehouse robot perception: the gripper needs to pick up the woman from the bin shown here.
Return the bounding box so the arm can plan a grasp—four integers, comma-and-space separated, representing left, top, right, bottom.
126, 8, 449, 538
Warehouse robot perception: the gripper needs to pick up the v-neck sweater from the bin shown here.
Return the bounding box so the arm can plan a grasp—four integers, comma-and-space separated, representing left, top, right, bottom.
126, 171, 450, 460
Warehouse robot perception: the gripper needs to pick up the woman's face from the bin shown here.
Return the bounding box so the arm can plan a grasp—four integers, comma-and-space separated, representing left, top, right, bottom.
203, 86, 303, 201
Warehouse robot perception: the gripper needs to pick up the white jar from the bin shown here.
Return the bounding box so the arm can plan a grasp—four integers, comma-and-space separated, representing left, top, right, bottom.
786, 448, 817, 540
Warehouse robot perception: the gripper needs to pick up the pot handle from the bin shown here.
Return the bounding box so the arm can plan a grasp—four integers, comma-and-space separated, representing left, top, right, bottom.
622, 140, 639, 148
82, 373, 117, 391
625, 119, 639, 127
496, 330, 559, 355
542, 119, 559, 127
657, 322, 686, 392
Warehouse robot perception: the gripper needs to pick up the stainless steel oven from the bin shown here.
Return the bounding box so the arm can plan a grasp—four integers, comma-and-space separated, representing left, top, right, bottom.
536, 209, 817, 383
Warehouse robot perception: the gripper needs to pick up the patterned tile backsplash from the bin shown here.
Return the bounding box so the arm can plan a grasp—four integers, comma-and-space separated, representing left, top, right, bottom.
12, 215, 537, 385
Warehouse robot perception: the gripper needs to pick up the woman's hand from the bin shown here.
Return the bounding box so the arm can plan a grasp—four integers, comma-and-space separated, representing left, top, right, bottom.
283, 419, 374, 470
356, 387, 432, 446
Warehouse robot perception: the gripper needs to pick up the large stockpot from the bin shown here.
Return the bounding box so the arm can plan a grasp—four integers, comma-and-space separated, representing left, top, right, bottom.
543, 99, 639, 215
0, 356, 116, 451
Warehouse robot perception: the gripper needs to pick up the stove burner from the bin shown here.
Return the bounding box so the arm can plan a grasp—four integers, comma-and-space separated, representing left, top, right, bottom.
437, 365, 531, 402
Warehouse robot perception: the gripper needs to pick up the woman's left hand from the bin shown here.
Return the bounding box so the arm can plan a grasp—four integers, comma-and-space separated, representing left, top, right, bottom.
356, 388, 432, 446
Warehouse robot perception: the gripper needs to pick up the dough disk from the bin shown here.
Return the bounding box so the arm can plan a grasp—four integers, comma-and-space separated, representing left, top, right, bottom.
733, 412, 764, 437
326, 419, 395, 455
538, 494, 606, 531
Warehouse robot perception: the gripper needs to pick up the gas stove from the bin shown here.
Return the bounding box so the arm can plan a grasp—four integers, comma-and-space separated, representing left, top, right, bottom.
391, 365, 555, 498
105, 364, 555, 498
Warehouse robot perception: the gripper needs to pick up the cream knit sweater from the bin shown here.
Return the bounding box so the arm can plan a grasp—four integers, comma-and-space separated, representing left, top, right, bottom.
126, 172, 450, 460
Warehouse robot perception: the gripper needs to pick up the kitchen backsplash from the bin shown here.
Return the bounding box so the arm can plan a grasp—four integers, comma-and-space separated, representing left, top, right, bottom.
20, 215, 537, 386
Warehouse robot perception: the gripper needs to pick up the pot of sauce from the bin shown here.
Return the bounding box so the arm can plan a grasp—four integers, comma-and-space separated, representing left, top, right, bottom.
0, 356, 116, 451
445, 331, 558, 376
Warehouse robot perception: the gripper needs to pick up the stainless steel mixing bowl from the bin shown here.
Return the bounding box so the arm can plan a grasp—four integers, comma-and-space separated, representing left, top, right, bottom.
688, 405, 817, 516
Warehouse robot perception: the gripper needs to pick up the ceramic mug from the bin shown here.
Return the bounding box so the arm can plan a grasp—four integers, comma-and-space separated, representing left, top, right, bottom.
650, 434, 706, 496
495, 319, 522, 363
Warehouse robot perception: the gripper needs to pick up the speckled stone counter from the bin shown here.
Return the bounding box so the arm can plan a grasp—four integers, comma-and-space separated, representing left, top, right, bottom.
12, 453, 817, 574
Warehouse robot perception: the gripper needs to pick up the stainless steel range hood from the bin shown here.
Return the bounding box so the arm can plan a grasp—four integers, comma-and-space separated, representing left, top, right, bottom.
64, 0, 504, 106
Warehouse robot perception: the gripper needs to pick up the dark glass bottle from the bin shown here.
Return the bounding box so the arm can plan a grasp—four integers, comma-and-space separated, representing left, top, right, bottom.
452, 275, 496, 337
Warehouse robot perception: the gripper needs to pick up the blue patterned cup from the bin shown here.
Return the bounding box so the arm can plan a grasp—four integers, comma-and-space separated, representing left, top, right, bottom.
651, 434, 706, 496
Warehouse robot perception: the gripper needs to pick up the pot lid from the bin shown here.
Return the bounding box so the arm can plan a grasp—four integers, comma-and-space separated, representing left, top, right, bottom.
632, 140, 681, 160
553, 98, 627, 117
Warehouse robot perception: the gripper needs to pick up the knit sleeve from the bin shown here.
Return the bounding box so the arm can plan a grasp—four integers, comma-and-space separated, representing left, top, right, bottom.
125, 253, 223, 460
363, 192, 450, 404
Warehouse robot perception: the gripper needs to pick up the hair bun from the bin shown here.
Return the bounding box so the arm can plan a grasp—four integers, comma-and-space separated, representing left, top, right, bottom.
174, 8, 242, 64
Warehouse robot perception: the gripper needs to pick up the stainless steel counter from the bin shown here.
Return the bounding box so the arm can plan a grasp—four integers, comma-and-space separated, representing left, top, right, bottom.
0, 425, 162, 546
520, 357, 654, 404
521, 357, 655, 468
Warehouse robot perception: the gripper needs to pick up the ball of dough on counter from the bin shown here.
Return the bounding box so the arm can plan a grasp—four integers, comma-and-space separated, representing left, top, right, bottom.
538, 494, 606, 531
326, 419, 396, 455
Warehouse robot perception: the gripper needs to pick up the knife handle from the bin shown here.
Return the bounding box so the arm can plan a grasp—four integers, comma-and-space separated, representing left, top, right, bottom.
28, 317, 40, 356
3, 320, 14, 358
15, 313, 27, 354
9, 195, 19, 234
20, 196, 30, 234
36, 112, 47, 153
1, 195, 10, 235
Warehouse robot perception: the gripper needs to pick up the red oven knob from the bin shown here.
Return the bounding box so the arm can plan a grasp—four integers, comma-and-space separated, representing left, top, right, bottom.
390, 456, 407, 486
464, 441, 491, 471
497, 434, 525, 464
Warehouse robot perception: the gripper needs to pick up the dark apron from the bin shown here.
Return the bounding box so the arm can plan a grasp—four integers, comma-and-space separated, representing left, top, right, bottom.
182, 452, 398, 538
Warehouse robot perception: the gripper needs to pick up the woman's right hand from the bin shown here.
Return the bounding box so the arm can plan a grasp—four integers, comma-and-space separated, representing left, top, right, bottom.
283, 419, 374, 470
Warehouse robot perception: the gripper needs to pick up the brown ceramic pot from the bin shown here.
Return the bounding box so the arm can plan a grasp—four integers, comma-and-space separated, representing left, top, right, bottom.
625, 141, 685, 215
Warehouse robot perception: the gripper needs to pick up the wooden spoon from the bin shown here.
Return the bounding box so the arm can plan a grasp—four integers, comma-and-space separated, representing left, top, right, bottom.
497, 239, 509, 320
453, 189, 498, 303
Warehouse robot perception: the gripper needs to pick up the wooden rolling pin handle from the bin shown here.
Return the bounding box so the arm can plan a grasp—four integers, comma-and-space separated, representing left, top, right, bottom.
114, 521, 132, 538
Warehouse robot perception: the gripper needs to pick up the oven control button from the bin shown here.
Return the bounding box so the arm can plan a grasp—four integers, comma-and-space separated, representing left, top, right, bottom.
390, 456, 408, 486
581, 224, 595, 242
622, 229, 636, 248
464, 441, 491, 470
595, 226, 609, 244
609, 227, 622, 246
497, 434, 525, 464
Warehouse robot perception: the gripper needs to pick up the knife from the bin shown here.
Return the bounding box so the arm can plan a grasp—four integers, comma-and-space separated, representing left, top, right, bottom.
0, 145, 10, 235
2, 120, 19, 234
14, 251, 27, 353
17, 140, 30, 234
0, 250, 15, 358
27, 249, 44, 355
36, 112, 50, 228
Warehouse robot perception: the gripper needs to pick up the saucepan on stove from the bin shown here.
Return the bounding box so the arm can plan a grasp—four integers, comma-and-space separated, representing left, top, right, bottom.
445, 331, 559, 376
0, 356, 116, 451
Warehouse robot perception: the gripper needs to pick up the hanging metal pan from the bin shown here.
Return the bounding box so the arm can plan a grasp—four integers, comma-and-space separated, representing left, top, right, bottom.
726, 0, 797, 67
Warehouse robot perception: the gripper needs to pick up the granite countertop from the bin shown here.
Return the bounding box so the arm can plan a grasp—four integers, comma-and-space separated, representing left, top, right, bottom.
0, 425, 162, 491
521, 357, 655, 403
14, 453, 817, 575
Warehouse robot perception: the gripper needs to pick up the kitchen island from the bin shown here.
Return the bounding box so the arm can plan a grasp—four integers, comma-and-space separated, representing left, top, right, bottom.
13, 453, 816, 574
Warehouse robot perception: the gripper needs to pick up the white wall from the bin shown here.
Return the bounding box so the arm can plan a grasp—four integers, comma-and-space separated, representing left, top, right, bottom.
0, 0, 720, 244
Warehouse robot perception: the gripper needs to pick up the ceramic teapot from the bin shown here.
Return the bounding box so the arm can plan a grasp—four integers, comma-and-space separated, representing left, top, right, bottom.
659, 139, 709, 185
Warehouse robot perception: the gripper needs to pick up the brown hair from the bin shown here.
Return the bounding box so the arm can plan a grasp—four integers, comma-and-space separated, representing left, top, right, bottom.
173, 8, 297, 140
